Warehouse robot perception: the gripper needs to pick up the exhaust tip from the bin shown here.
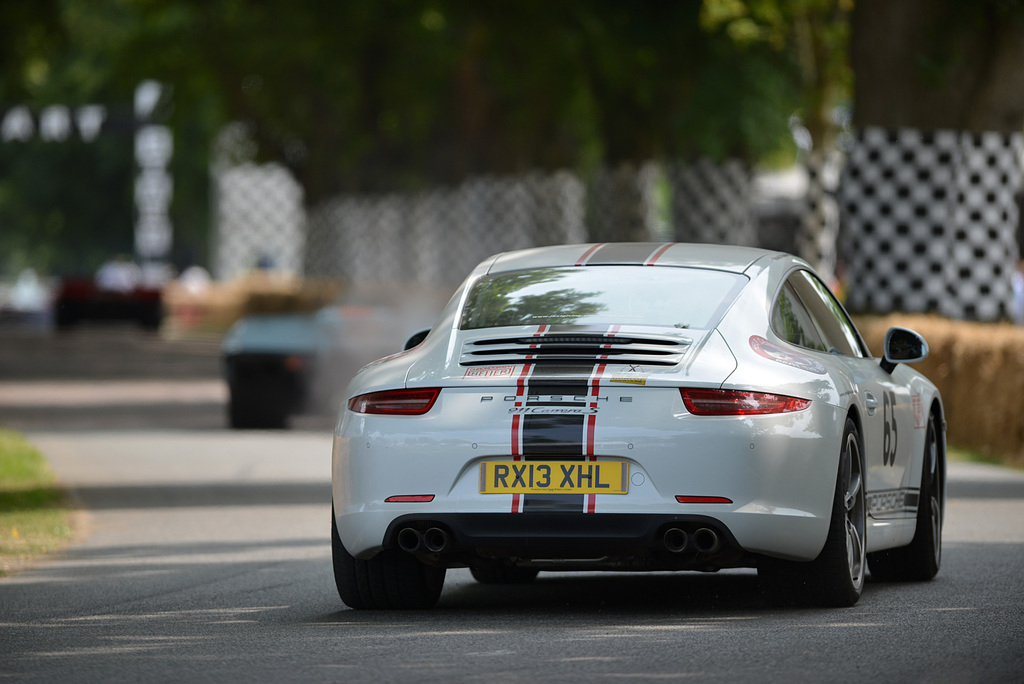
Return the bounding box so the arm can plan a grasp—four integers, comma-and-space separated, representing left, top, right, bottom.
397, 527, 424, 554
692, 528, 721, 554
662, 527, 689, 554
423, 527, 450, 553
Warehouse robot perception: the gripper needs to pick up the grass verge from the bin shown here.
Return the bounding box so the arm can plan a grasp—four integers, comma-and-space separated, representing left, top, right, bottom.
947, 444, 1022, 470
0, 428, 74, 577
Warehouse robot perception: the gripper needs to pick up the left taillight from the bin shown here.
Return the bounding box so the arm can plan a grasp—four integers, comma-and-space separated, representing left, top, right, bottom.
348, 388, 441, 415
680, 388, 810, 416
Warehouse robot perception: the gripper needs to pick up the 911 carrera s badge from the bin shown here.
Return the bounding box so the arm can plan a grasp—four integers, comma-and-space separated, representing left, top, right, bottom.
749, 335, 827, 375
505, 393, 606, 414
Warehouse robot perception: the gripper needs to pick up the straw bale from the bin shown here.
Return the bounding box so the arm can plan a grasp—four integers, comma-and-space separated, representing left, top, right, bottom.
161, 273, 343, 341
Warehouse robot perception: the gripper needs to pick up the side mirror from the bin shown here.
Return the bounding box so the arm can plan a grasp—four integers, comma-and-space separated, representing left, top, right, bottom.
403, 329, 430, 351
881, 326, 928, 373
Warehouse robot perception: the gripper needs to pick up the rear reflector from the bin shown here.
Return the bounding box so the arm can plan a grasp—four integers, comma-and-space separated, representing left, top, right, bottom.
675, 495, 733, 504
385, 495, 435, 503
680, 388, 810, 416
348, 388, 441, 415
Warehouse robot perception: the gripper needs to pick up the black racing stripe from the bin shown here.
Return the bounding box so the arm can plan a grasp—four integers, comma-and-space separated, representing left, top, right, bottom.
586, 242, 663, 265
522, 379, 588, 512
523, 414, 585, 455
526, 365, 597, 386
522, 382, 588, 407
521, 492, 586, 512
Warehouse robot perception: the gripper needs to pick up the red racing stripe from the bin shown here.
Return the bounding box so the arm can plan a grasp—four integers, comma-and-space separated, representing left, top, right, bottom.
585, 361, 608, 513
644, 243, 674, 265
575, 243, 605, 266
510, 343, 538, 513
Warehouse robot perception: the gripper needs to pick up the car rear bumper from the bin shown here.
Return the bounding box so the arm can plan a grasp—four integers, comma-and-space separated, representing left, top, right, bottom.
333, 386, 845, 564
379, 511, 749, 571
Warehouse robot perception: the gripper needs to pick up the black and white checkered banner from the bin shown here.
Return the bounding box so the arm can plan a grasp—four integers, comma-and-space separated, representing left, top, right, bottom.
840, 127, 1023, 321
669, 159, 757, 248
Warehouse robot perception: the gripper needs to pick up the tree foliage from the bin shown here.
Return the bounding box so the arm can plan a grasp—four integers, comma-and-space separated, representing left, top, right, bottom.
67, 0, 806, 197
851, 0, 1024, 133
699, 0, 853, 152
1, 0, 817, 274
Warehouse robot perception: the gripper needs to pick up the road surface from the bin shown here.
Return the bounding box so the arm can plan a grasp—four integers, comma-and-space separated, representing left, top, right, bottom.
1, 325, 1022, 682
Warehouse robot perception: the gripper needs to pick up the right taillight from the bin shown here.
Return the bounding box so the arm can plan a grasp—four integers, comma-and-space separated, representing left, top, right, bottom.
680, 388, 810, 416
348, 388, 441, 415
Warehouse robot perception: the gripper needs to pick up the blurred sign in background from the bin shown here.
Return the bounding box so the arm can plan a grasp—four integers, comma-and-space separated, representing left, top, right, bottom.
1, 1, 1023, 321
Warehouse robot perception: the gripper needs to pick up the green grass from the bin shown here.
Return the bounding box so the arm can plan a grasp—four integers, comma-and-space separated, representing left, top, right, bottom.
0, 429, 73, 576
947, 444, 1022, 470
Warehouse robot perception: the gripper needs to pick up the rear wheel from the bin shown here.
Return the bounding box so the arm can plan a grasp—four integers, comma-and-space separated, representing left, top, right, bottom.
759, 418, 866, 607
331, 507, 445, 609
869, 412, 942, 581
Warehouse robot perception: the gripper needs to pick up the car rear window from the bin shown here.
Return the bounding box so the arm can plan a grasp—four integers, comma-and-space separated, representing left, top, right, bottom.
460, 266, 747, 330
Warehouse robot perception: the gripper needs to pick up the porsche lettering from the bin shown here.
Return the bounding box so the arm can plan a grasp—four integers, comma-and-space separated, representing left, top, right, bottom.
504, 395, 608, 403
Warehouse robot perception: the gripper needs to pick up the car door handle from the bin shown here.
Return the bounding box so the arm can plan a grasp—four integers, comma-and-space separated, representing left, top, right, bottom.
864, 392, 878, 416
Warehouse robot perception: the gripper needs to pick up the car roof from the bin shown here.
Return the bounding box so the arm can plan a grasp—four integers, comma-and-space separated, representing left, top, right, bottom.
484, 242, 785, 276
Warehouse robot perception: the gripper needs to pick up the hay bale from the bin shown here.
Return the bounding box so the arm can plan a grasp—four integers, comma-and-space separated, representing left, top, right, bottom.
162, 273, 343, 340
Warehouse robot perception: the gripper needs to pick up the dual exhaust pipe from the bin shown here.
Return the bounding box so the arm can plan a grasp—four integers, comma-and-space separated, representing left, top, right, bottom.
399, 524, 720, 556
662, 527, 721, 554
397, 526, 451, 554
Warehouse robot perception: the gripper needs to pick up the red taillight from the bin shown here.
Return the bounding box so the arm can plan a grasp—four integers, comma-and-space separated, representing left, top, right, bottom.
348, 388, 441, 415
680, 388, 810, 416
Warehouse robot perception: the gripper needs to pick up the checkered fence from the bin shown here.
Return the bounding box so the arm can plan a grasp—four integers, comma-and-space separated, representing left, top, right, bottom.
302, 171, 588, 286
668, 158, 758, 248
212, 162, 305, 280
213, 143, 1024, 320
217, 161, 765, 288
840, 127, 1024, 321
799, 151, 842, 285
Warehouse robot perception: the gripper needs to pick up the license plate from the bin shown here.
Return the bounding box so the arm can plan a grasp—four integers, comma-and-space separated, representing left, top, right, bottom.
478, 460, 629, 495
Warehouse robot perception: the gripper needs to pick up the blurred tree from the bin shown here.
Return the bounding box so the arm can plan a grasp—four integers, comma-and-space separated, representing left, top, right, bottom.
0, 135, 134, 276
0, 0, 65, 103
0, 1, 139, 276
116, 0, 803, 197
2, 0, 810, 271
699, 0, 852, 154
851, 0, 1024, 133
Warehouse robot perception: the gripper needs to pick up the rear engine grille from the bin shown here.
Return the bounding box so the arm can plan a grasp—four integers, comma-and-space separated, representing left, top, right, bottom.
460, 334, 692, 367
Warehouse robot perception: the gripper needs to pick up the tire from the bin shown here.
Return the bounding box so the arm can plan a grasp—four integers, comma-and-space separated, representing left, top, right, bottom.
759, 417, 866, 607
470, 566, 539, 584
138, 301, 163, 331
331, 507, 445, 609
54, 300, 79, 331
868, 412, 943, 582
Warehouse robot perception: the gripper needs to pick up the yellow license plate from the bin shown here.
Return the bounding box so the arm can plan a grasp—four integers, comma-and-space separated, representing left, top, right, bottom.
478, 460, 629, 495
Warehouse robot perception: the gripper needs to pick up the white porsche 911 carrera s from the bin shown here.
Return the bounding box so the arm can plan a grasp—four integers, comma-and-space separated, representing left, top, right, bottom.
331, 243, 945, 609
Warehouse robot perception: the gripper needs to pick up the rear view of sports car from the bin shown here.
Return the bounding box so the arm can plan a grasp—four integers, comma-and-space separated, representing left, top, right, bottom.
331, 243, 945, 609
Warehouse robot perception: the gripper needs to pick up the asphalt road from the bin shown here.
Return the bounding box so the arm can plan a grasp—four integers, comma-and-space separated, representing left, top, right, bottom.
1, 324, 1023, 682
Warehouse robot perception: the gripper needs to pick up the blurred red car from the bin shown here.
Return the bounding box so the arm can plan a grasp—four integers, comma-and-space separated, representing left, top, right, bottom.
54, 260, 163, 331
